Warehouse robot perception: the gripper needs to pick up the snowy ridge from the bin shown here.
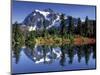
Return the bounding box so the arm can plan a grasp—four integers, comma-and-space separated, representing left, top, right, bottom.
23, 8, 78, 31
46, 15, 60, 29
35, 9, 50, 20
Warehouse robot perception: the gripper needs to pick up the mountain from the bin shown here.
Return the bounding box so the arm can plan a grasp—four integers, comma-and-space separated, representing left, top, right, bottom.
22, 8, 78, 31
23, 8, 62, 31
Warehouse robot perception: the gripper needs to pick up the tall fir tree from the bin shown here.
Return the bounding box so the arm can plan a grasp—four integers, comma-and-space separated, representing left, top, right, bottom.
84, 16, 89, 36
68, 16, 74, 35
77, 18, 82, 35
60, 14, 66, 37
43, 19, 47, 37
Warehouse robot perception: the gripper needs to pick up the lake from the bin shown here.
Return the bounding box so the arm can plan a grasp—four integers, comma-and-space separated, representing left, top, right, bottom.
12, 43, 96, 74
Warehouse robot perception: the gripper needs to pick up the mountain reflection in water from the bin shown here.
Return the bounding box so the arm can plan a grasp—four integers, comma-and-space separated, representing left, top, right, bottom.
12, 43, 96, 74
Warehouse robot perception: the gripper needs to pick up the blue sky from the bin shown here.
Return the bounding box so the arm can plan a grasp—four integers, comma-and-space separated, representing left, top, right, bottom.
12, 1, 96, 23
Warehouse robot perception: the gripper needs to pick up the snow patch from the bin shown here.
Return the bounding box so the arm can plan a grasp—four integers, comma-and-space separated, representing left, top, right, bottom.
56, 15, 60, 21
47, 52, 51, 55
35, 58, 44, 64
45, 57, 50, 61
28, 25, 36, 31
35, 9, 50, 19
81, 19, 85, 22
33, 13, 36, 16
46, 15, 60, 29
64, 16, 67, 19
37, 18, 40, 21
33, 57, 36, 60
35, 57, 50, 64
53, 48, 61, 58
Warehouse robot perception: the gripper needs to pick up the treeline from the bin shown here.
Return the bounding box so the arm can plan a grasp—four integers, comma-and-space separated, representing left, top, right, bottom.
12, 22, 35, 48
12, 14, 96, 47
27, 14, 96, 38
60, 14, 96, 38
12, 22, 25, 48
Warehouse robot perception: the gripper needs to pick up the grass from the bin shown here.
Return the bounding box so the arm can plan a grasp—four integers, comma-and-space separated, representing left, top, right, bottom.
35, 35, 96, 45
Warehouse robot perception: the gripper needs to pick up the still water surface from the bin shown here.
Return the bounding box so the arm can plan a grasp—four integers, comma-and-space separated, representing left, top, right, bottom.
12, 43, 96, 74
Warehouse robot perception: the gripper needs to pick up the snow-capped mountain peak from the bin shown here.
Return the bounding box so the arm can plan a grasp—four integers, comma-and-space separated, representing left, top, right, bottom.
35, 9, 50, 19
22, 8, 78, 31
23, 9, 61, 31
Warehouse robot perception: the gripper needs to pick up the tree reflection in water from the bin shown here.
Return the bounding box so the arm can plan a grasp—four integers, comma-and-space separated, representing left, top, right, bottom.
60, 44, 66, 66
77, 45, 82, 63
12, 43, 22, 64
12, 43, 96, 65
92, 44, 96, 59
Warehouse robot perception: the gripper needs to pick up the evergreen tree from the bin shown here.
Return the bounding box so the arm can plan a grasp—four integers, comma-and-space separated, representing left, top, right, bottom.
43, 19, 48, 37
25, 30, 36, 47
60, 14, 66, 38
77, 18, 82, 35
93, 20, 96, 38
12, 21, 24, 45
84, 16, 89, 36
68, 16, 74, 35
